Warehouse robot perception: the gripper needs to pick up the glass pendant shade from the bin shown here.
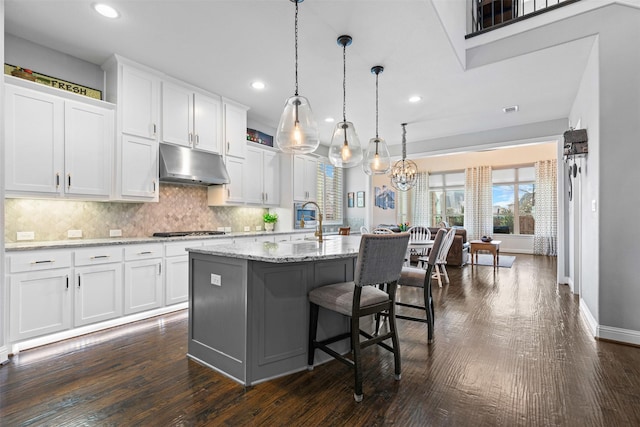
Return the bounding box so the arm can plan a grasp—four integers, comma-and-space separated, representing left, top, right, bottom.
328, 121, 363, 168
363, 137, 391, 175
276, 95, 319, 153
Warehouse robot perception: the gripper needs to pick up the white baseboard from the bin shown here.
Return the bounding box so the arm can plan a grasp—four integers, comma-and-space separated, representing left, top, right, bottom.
598, 325, 640, 346
579, 298, 598, 337
0, 346, 9, 365
10, 303, 188, 354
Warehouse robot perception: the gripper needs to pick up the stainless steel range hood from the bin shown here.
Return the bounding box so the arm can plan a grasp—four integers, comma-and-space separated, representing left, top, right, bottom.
159, 143, 230, 186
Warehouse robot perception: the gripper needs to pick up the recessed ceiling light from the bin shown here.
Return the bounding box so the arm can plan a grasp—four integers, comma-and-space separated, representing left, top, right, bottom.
503, 105, 519, 113
324, 117, 335, 123
93, 3, 119, 19
409, 95, 422, 103
251, 81, 265, 90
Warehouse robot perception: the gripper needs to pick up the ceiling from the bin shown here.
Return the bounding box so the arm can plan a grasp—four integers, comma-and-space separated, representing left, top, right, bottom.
4, 0, 593, 152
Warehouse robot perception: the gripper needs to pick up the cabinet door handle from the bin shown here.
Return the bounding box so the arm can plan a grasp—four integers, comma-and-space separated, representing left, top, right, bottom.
56, 173, 60, 189
195, 134, 199, 146
227, 141, 230, 153
31, 259, 55, 265
138, 251, 153, 255
227, 188, 230, 198
90, 255, 110, 260
188, 132, 193, 145
78, 275, 81, 288
158, 263, 162, 275
265, 192, 268, 202
152, 123, 157, 136
152, 180, 157, 193
66, 276, 69, 290
67, 174, 71, 188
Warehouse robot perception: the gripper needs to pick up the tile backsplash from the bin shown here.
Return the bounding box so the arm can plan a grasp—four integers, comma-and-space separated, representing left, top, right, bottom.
5, 184, 266, 243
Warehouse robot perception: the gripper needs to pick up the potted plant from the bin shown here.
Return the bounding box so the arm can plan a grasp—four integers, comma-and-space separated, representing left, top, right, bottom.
263, 212, 278, 232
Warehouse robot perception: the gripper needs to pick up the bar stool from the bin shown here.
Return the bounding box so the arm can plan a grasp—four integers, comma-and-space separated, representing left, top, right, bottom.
307, 232, 410, 402
396, 228, 446, 343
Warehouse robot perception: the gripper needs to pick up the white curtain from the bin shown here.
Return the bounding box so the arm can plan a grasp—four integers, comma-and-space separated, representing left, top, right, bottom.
464, 166, 493, 240
533, 159, 557, 256
411, 172, 430, 226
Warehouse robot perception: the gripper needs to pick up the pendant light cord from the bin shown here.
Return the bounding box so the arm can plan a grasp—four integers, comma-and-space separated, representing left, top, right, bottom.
342, 42, 347, 123
375, 72, 379, 139
294, 0, 299, 96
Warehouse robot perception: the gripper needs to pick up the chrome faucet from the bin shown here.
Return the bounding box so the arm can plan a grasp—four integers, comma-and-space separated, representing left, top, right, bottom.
300, 201, 324, 242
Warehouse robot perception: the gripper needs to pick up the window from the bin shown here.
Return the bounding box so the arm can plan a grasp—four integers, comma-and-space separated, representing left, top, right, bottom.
316, 160, 343, 223
429, 172, 464, 227
492, 166, 535, 235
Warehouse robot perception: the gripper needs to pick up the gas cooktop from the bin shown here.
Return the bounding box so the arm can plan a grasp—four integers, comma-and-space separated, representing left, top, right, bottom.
152, 231, 226, 237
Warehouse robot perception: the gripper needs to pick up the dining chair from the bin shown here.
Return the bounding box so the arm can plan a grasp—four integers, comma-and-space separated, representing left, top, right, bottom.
372, 227, 394, 234
307, 232, 410, 402
338, 227, 351, 235
395, 228, 446, 343
406, 226, 432, 265
432, 227, 457, 286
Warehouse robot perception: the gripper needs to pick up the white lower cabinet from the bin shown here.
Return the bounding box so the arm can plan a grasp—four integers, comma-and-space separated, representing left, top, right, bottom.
74, 263, 123, 327
124, 244, 164, 315
9, 268, 73, 341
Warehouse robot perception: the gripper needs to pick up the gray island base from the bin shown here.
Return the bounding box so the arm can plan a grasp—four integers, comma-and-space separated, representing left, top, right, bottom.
187, 236, 362, 386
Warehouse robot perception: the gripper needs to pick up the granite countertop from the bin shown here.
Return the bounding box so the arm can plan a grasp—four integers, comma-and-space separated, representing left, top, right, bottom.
4, 229, 322, 252
190, 235, 362, 263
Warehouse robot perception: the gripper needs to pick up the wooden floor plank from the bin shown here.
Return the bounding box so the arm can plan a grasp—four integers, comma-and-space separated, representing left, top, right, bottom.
2, 254, 640, 426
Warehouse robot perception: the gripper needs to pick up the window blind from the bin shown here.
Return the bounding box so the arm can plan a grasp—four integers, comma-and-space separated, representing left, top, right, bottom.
316, 160, 343, 222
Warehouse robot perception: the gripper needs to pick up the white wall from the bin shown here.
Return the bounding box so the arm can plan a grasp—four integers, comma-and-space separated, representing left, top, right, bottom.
595, 6, 640, 343
1, 0, 8, 364
5, 34, 104, 94
568, 38, 599, 323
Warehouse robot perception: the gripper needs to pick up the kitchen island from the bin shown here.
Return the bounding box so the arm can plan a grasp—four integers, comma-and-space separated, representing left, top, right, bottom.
187, 235, 362, 385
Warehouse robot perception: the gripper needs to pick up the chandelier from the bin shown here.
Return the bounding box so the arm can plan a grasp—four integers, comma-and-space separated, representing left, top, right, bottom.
389, 123, 417, 191
275, 0, 320, 154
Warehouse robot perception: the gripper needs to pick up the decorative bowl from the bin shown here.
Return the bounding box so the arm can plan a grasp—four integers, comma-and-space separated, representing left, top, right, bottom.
481, 236, 493, 242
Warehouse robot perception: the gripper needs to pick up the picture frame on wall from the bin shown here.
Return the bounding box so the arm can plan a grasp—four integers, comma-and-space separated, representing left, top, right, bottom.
348, 192, 355, 208
357, 191, 365, 208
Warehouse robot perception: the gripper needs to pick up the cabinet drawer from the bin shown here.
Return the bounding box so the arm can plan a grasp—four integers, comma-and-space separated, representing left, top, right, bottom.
8, 249, 72, 273
165, 240, 205, 257
124, 243, 163, 261
75, 246, 123, 266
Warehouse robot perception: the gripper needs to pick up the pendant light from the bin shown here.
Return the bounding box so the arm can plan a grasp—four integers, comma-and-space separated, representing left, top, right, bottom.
328, 35, 363, 168
363, 65, 391, 175
390, 123, 418, 191
276, 0, 319, 154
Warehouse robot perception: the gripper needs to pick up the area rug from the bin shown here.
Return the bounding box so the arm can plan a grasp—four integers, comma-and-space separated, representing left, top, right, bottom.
470, 254, 516, 268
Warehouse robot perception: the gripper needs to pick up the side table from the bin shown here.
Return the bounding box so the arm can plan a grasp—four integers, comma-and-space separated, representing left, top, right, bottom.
469, 240, 502, 269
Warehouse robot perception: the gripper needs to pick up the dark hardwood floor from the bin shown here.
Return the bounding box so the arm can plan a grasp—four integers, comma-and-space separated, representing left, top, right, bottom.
2, 254, 640, 426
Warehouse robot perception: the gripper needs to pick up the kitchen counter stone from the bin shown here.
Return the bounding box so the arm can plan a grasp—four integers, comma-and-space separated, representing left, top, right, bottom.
4, 229, 323, 252
190, 235, 361, 263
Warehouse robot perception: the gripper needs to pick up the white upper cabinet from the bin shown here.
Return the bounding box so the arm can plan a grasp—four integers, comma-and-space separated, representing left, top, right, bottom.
161, 80, 221, 153
244, 145, 280, 206
193, 92, 221, 153
5, 79, 113, 199
120, 134, 158, 198
64, 101, 113, 197
121, 64, 160, 139
293, 155, 317, 202
103, 55, 161, 202
223, 100, 248, 159
207, 156, 244, 206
